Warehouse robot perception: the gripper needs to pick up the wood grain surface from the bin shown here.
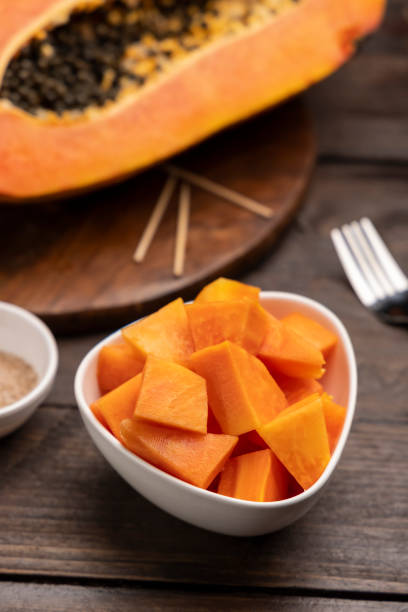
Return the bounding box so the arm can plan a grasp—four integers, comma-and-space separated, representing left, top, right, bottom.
0, 99, 314, 334
1, 1, 408, 610
1, 582, 407, 612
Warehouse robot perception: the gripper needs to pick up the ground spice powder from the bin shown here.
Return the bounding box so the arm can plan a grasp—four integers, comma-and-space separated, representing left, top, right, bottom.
0, 350, 38, 408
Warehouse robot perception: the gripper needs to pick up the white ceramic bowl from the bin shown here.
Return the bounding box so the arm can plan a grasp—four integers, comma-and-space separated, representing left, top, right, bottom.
0, 302, 58, 438
74, 292, 357, 536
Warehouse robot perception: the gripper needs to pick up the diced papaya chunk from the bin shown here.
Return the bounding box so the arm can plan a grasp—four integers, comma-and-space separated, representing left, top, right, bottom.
321, 392, 347, 453
91, 373, 143, 440
281, 312, 338, 357
257, 396, 330, 490
218, 449, 289, 502
258, 312, 325, 379
187, 299, 269, 354
274, 372, 323, 405
120, 419, 237, 489
189, 341, 287, 436
90, 402, 108, 429
97, 342, 145, 394
122, 298, 194, 365
134, 355, 207, 434
195, 277, 260, 304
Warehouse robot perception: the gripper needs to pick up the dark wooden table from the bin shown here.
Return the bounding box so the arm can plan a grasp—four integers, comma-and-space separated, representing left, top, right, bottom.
1, 3, 408, 610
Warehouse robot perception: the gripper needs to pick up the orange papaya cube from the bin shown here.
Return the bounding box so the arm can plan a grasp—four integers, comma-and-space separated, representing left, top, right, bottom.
122, 298, 194, 365
321, 392, 347, 453
281, 312, 338, 357
258, 313, 325, 379
218, 449, 289, 502
97, 342, 145, 394
189, 341, 287, 436
195, 277, 260, 304
274, 372, 323, 405
187, 299, 269, 354
90, 401, 109, 429
134, 355, 208, 434
91, 373, 143, 440
120, 419, 238, 489
257, 396, 330, 490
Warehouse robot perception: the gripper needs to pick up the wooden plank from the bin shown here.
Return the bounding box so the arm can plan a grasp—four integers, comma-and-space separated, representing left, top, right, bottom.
308, 53, 408, 162
0, 405, 406, 593
0, 582, 404, 612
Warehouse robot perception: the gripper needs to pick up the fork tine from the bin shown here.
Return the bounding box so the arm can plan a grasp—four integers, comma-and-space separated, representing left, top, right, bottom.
331, 228, 376, 306
341, 223, 387, 301
360, 218, 408, 293
350, 221, 395, 297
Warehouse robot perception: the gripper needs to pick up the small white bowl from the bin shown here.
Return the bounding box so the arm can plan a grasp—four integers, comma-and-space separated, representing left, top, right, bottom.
0, 302, 58, 438
74, 292, 357, 536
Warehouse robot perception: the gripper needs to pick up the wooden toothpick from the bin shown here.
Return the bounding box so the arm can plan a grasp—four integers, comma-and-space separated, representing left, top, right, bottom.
133, 175, 178, 263
165, 164, 273, 219
173, 182, 191, 277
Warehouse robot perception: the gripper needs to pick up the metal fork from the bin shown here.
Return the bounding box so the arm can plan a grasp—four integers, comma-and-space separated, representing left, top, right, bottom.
331, 217, 408, 325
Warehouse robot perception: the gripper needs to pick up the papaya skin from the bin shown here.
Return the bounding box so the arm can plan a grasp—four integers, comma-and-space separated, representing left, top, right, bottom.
0, 0, 385, 201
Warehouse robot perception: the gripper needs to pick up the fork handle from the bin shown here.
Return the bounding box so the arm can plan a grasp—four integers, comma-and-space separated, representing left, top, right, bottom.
374, 290, 408, 325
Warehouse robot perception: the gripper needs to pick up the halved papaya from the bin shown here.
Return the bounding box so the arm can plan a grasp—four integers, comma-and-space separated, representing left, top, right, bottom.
0, 0, 384, 201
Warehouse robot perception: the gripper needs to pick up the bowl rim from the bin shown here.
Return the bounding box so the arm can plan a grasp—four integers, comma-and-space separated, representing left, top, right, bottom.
0, 301, 59, 417
74, 291, 357, 509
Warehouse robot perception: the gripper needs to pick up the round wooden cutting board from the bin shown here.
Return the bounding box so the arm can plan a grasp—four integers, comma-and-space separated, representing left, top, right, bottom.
0, 98, 315, 333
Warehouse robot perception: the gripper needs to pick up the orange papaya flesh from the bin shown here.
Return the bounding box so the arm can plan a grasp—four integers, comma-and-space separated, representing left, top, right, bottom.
119, 418, 238, 489
0, 0, 385, 201
187, 299, 269, 354
122, 298, 194, 366
134, 354, 208, 434
189, 341, 287, 436
257, 395, 330, 490
97, 342, 145, 395
281, 312, 338, 358
258, 312, 326, 379
91, 373, 143, 440
90, 401, 109, 430
195, 278, 260, 304
321, 392, 347, 453
218, 449, 289, 502
274, 372, 323, 405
